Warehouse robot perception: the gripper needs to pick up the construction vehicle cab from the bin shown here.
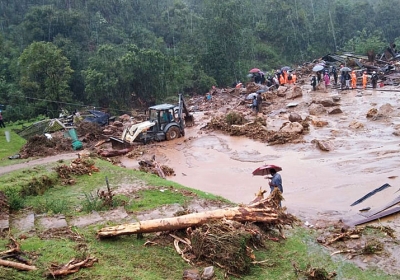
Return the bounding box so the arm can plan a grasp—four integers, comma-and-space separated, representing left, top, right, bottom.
110, 94, 193, 148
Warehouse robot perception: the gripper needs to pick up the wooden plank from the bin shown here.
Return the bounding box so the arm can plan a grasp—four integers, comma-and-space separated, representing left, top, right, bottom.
352, 207, 400, 226
367, 195, 400, 217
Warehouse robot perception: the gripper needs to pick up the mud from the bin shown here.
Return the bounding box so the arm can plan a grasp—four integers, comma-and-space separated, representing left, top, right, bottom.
121, 85, 400, 230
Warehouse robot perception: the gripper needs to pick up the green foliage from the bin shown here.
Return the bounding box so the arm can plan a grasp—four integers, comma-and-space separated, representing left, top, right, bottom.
344, 29, 387, 55
20, 174, 58, 197
18, 41, 73, 117
4, 187, 25, 211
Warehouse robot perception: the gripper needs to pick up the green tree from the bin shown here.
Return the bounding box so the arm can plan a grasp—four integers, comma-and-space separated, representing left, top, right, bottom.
19, 41, 73, 117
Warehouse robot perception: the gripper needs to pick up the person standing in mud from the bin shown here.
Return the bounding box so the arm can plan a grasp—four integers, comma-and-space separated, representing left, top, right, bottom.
351, 70, 357, 89
332, 66, 338, 85
344, 71, 351, 89
256, 92, 262, 114
311, 75, 317, 91
269, 168, 283, 207
362, 71, 368, 89
371, 71, 378, 89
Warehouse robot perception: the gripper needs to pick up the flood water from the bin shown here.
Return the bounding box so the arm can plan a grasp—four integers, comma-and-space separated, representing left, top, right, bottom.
121, 86, 400, 227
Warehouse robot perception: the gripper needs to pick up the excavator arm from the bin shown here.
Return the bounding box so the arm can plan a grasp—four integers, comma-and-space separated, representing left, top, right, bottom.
178, 93, 194, 127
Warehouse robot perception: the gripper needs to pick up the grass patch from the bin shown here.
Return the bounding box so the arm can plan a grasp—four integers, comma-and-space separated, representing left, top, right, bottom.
0, 156, 398, 279
0, 123, 28, 166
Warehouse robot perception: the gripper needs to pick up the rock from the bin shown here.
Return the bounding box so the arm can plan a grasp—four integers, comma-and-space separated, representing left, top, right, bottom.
332, 95, 341, 102
277, 86, 288, 97
37, 215, 68, 230
349, 120, 364, 129
280, 122, 303, 134
286, 86, 303, 99
315, 98, 336, 107
366, 108, 378, 118
328, 107, 343, 114
289, 112, 302, 122
183, 268, 201, 280
308, 103, 326, 115
378, 103, 394, 116
202, 266, 214, 280
311, 139, 334, 151
393, 130, 400, 136
311, 118, 328, 127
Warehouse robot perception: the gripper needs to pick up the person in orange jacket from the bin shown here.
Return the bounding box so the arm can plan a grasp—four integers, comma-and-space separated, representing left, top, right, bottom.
292, 72, 297, 84
279, 73, 285, 85
362, 71, 368, 89
351, 70, 357, 89
283, 70, 288, 84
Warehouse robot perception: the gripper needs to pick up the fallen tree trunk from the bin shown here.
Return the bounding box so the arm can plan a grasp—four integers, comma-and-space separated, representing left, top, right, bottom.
0, 259, 37, 271
98, 148, 132, 157
97, 190, 292, 238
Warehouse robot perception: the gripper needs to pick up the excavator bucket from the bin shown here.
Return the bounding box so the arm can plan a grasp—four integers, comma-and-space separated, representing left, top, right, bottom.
109, 136, 131, 150
184, 115, 194, 127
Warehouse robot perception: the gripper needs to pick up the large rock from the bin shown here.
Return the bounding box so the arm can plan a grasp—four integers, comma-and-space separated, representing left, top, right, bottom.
366, 108, 378, 118
286, 86, 303, 99
289, 112, 302, 122
280, 122, 303, 134
311, 118, 329, 127
328, 107, 343, 114
277, 86, 288, 97
349, 120, 364, 129
311, 139, 334, 151
308, 103, 326, 115
314, 98, 337, 107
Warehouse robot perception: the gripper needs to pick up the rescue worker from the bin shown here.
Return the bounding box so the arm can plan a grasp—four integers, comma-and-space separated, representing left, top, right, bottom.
351, 71, 357, 89
292, 71, 297, 84
362, 71, 368, 89
283, 70, 288, 84
279, 74, 285, 86
371, 71, 378, 89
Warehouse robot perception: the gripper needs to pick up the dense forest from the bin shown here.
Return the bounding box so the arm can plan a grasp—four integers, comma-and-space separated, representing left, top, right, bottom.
0, 0, 399, 120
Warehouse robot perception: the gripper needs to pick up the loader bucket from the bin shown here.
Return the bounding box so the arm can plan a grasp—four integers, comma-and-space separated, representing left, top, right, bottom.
184, 115, 194, 127
110, 136, 131, 150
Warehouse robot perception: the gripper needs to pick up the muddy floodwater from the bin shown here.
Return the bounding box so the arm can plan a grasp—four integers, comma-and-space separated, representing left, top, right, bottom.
122, 86, 400, 229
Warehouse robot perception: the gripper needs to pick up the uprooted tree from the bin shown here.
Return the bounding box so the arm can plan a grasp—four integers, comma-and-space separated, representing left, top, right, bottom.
97, 189, 297, 238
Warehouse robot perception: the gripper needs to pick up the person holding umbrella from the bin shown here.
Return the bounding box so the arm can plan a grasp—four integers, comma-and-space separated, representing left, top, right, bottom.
268, 168, 283, 194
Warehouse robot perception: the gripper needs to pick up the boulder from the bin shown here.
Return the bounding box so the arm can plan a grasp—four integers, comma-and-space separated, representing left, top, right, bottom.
280, 122, 303, 134
289, 112, 302, 122
286, 86, 303, 99
366, 108, 378, 118
349, 120, 364, 129
311, 139, 334, 151
311, 118, 328, 127
308, 103, 326, 115
328, 107, 343, 114
315, 98, 336, 107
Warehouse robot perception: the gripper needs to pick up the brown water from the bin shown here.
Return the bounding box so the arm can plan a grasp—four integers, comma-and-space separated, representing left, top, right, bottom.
121, 86, 400, 225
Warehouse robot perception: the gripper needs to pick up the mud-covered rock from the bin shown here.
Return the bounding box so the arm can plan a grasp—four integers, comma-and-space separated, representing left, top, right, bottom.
289, 112, 302, 122
280, 122, 303, 134
328, 107, 343, 114
286, 86, 303, 99
308, 103, 327, 115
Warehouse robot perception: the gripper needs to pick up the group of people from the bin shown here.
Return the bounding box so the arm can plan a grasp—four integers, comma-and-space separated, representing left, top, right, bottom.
311, 65, 381, 91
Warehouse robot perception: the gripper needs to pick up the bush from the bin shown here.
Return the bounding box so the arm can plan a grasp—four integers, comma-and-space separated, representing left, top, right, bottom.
4, 187, 25, 211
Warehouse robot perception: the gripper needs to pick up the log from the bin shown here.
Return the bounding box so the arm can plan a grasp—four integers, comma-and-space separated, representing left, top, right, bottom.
97, 191, 286, 238
0, 259, 37, 271
98, 148, 132, 157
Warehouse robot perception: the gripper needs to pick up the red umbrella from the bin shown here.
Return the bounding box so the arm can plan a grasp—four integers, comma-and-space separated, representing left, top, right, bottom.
249, 68, 261, 73
252, 164, 282, 176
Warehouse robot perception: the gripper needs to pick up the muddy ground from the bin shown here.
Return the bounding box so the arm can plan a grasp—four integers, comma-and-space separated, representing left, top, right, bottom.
3, 80, 400, 276
118, 83, 400, 275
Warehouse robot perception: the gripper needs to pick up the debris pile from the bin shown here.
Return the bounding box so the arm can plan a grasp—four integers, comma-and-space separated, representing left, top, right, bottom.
46, 256, 98, 278
54, 157, 100, 185
0, 237, 37, 271
19, 134, 72, 158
